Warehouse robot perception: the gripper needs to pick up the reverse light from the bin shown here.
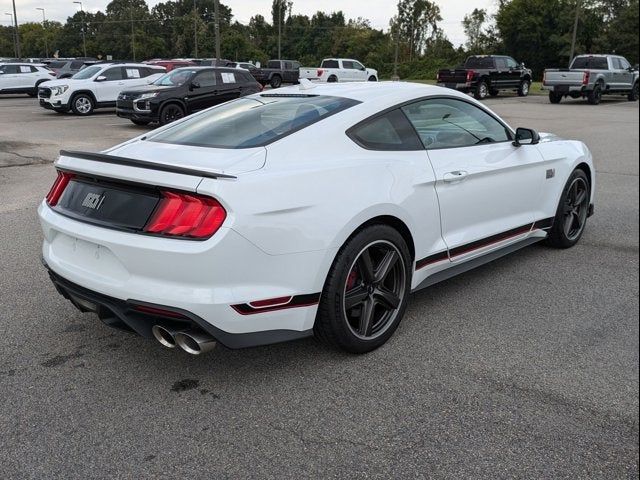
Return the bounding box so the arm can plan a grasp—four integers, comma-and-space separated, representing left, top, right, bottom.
144, 191, 227, 239
45, 171, 74, 206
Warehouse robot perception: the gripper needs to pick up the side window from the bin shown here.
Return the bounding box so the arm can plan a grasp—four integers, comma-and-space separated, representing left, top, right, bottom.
342, 61, 356, 69
506, 57, 519, 69
348, 109, 423, 151
292, 62, 300, 70
619, 58, 631, 70
30, 66, 39, 73
2, 65, 19, 74
219, 72, 236, 84
124, 68, 142, 79
194, 71, 217, 87
101, 67, 123, 81
18, 65, 32, 74
495, 58, 507, 69
71, 61, 84, 69
321, 60, 339, 69
283, 61, 293, 70
401, 98, 511, 150
353, 61, 364, 70
611, 58, 622, 69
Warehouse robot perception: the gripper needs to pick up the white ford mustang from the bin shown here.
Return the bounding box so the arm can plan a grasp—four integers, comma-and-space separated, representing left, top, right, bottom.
39, 82, 595, 354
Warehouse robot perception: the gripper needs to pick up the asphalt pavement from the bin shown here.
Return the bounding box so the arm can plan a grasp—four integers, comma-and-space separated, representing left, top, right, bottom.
0, 92, 638, 479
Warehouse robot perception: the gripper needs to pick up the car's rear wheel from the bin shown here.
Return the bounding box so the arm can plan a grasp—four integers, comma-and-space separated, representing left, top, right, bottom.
314, 225, 411, 353
628, 82, 639, 101
159, 103, 185, 126
71, 94, 94, 115
587, 83, 602, 105
518, 79, 531, 97
270, 75, 282, 88
327, 75, 338, 83
546, 169, 590, 248
474, 80, 489, 100
549, 92, 563, 104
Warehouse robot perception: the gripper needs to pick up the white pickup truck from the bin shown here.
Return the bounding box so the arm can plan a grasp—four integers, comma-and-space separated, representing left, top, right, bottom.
299, 58, 378, 83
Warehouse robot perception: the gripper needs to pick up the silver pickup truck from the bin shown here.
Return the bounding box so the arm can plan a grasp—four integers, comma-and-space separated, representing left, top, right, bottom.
543, 54, 639, 105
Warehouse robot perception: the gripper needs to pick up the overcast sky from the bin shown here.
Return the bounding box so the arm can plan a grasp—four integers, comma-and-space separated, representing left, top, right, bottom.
4, 0, 496, 46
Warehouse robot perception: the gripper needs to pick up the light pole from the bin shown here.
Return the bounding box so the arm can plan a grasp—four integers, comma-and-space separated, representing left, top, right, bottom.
73, 1, 87, 57
193, 0, 198, 58
213, 0, 220, 60
569, 0, 581, 66
5, 13, 17, 58
277, 1, 282, 59
11, 0, 20, 57
36, 8, 49, 58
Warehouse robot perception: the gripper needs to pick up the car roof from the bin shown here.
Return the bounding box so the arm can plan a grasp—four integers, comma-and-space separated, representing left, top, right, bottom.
263, 81, 471, 105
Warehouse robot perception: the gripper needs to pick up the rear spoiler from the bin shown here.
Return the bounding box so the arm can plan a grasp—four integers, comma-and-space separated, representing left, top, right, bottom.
59, 150, 237, 180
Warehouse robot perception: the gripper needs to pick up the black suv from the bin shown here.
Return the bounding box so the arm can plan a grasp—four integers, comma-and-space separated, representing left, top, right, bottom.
116, 67, 262, 126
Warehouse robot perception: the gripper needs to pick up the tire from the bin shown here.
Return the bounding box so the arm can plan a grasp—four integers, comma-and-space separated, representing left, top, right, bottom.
131, 119, 151, 126
159, 103, 185, 126
549, 92, 562, 104
270, 75, 282, 88
628, 82, 639, 101
587, 83, 602, 105
368, 75, 377, 82
474, 79, 489, 100
327, 75, 338, 83
518, 79, 531, 97
314, 224, 412, 354
71, 93, 94, 115
546, 169, 590, 249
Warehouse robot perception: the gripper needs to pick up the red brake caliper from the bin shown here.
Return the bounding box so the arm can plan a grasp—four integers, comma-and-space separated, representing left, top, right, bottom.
346, 268, 358, 290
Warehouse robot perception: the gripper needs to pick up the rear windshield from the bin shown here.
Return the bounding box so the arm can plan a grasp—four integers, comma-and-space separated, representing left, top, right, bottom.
465, 57, 495, 69
149, 95, 360, 149
571, 57, 608, 69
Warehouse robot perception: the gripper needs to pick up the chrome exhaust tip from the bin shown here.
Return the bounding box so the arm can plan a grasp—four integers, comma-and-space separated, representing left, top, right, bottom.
175, 330, 217, 355
151, 325, 179, 349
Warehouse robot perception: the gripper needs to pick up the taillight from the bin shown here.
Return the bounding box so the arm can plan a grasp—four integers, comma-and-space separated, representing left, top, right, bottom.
582, 71, 590, 85
144, 191, 226, 239
466, 70, 475, 83
45, 171, 74, 206
543, 71, 547, 85
317, 68, 323, 77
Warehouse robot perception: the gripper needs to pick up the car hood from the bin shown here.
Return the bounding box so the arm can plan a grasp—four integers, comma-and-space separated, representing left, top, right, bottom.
39, 78, 86, 87
105, 139, 266, 175
539, 132, 563, 143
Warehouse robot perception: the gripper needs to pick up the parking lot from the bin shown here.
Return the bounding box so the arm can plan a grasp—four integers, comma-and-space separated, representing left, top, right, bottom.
0, 92, 638, 478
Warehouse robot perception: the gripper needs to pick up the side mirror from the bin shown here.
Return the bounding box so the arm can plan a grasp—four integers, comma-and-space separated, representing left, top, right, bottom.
95, 75, 107, 82
513, 127, 540, 147
190, 81, 201, 90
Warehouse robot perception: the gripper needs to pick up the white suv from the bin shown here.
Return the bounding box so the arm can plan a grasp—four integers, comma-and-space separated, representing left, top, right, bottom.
38, 63, 165, 115
0, 63, 56, 97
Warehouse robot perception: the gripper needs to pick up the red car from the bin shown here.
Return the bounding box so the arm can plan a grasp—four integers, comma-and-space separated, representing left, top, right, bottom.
145, 60, 196, 72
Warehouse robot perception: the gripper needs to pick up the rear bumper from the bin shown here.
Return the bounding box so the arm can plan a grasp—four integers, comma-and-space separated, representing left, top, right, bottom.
541, 84, 585, 93
38, 201, 327, 343
45, 264, 312, 349
437, 82, 473, 92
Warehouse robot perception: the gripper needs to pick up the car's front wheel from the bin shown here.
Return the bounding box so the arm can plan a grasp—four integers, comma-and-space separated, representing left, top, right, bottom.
518, 79, 531, 97
159, 103, 185, 126
71, 94, 94, 115
315, 225, 411, 353
546, 169, 591, 249
628, 82, 639, 101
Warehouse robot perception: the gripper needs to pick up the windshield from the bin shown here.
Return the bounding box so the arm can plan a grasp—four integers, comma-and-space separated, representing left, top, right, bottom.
153, 69, 197, 86
571, 57, 608, 69
72, 65, 102, 80
149, 95, 360, 149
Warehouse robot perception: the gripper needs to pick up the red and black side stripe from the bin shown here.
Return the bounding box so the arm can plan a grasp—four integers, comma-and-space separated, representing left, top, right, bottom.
231, 293, 321, 315
415, 217, 554, 270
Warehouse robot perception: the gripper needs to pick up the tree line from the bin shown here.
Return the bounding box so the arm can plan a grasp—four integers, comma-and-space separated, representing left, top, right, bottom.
0, 0, 637, 80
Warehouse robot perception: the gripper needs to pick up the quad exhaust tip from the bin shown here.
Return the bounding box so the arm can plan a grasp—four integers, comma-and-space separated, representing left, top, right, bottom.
151, 325, 178, 349
152, 325, 217, 355
175, 330, 217, 355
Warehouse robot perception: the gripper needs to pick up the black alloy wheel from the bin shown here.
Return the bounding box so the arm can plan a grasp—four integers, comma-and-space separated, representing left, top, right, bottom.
342, 241, 407, 340
159, 104, 185, 126
628, 82, 639, 101
546, 169, 590, 248
314, 224, 411, 353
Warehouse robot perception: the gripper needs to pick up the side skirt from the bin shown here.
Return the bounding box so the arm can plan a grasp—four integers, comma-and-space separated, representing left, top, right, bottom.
412, 236, 543, 292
